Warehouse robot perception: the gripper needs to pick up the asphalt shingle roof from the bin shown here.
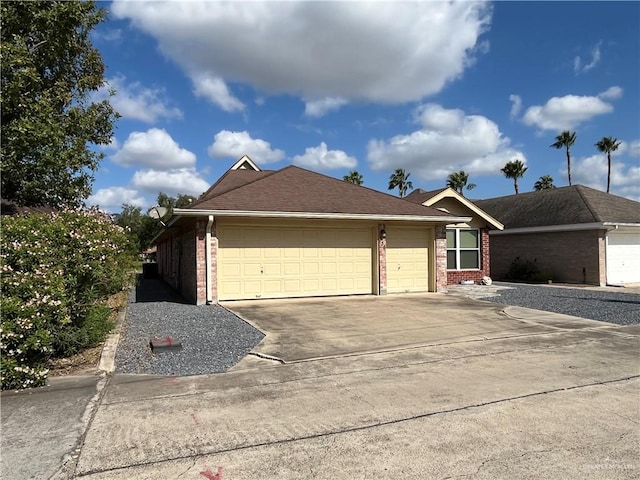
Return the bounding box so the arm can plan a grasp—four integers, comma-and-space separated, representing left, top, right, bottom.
405, 188, 447, 204
187, 165, 452, 218
474, 185, 640, 228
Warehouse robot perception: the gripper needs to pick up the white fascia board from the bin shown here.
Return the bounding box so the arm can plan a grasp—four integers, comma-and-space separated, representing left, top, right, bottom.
602, 222, 640, 229
173, 208, 471, 224
423, 188, 504, 230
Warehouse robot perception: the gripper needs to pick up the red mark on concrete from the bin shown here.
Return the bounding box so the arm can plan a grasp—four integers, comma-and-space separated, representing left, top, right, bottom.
190, 413, 201, 425
200, 466, 223, 480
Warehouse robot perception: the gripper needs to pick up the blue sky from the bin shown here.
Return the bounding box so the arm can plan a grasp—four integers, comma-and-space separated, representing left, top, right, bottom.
87, 1, 640, 212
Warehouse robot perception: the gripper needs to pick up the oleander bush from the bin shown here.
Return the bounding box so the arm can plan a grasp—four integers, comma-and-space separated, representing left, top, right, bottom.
1, 209, 136, 390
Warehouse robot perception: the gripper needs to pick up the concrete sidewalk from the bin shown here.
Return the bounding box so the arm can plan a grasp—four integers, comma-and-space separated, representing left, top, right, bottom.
1, 375, 104, 480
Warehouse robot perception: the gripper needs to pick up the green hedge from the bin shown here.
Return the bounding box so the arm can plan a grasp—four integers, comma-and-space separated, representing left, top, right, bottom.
1, 209, 136, 390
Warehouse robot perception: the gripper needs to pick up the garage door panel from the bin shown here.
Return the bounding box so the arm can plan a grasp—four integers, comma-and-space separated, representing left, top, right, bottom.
607, 230, 640, 284
218, 226, 373, 300
387, 228, 430, 294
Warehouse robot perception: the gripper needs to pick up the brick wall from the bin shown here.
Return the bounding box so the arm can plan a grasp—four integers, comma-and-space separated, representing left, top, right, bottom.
489, 229, 604, 285
447, 229, 491, 285
178, 229, 197, 303
194, 220, 207, 304
378, 224, 387, 294
435, 226, 448, 292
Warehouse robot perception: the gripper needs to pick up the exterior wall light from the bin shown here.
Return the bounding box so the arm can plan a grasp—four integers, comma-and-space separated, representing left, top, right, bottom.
380, 229, 386, 239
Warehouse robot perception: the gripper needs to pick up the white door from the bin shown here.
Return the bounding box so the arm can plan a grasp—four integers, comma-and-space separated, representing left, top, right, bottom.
218, 225, 373, 300
606, 229, 640, 285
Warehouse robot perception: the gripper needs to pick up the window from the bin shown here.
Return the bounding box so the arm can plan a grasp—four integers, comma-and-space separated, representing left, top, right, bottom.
447, 228, 480, 270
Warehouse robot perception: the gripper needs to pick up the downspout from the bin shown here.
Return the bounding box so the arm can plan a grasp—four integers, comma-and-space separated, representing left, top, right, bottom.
205, 215, 214, 304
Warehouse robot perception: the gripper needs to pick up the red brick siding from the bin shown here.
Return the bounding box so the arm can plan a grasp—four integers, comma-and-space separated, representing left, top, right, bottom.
194, 220, 207, 304
489, 229, 605, 285
435, 226, 448, 292
378, 224, 387, 294
178, 229, 197, 303
447, 229, 490, 285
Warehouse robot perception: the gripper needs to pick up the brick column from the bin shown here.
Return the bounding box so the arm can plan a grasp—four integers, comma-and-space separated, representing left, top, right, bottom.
378, 224, 387, 295
481, 229, 490, 278
195, 220, 207, 305
435, 225, 448, 292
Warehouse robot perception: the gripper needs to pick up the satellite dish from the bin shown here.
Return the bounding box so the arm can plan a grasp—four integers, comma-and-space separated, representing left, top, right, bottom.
148, 206, 168, 219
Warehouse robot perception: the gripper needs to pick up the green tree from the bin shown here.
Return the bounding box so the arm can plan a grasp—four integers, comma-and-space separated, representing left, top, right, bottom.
534, 175, 556, 191
501, 159, 528, 194
156, 192, 197, 219
446, 170, 476, 196
343, 170, 364, 185
388, 168, 414, 198
117, 205, 160, 253
595, 136, 622, 193
1, 1, 118, 207
550, 131, 577, 186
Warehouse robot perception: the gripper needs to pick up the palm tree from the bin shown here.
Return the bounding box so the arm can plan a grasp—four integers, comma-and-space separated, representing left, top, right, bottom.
343, 170, 363, 185
446, 170, 476, 196
595, 136, 622, 193
501, 159, 528, 194
550, 131, 577, 186
533, 175, 555, 191
388, 168, 413, 198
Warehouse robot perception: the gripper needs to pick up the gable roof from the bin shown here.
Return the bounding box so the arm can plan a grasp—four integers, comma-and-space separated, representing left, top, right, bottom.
177, 163, 470, 222
406, 187, 503, 230
474, 185, 640, 229
405, 188, 447, 204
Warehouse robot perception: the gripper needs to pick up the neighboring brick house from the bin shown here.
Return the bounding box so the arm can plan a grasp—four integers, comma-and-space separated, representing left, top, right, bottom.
153, 156, 471, 304
405, 188, 504, 285
475, 186, 640, 286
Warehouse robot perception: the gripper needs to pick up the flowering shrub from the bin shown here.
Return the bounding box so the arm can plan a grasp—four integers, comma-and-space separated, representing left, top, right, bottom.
1, 209, 136, 390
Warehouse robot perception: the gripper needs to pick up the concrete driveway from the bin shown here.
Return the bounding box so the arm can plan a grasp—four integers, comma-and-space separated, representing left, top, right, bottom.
7, 294, 639, 479
224, 293, 611, 363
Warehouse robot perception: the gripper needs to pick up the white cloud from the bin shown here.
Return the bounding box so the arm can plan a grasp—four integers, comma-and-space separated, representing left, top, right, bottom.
192, 74, 245, 113
304, 97, 348, 118
521, 89, 619, 131
598, 86, 623, 100
629, 140, 640, 158
207, 130, 285, 163
87, 187, 146, 210
112, 1, 491, 110
112, 129, 196, 169
570, 155, 640, 201
292, 142, 357, 170
98, 76, 183, 123
367, 103, 526, 180
509, 94, 522, 120
132, 168, 210, 197
93, 28, 123, 43
574, 40, 602, 74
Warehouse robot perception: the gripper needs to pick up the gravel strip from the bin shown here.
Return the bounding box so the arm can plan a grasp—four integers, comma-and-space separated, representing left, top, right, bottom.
115, 278, 265, 375
476, 282, 640, 325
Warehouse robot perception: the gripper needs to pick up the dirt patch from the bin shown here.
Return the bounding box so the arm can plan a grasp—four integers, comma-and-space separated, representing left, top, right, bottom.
48, 289, 129, 377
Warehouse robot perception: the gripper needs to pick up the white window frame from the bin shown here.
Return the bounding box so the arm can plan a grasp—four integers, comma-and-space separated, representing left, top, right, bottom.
447, 228, 480, 271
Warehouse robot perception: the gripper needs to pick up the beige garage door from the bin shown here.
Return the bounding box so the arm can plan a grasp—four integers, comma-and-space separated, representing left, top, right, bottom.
386, 227, 429, 293
218, 226, 373, 300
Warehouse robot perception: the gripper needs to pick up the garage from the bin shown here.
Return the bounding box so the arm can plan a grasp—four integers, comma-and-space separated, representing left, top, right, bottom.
606, 228, 640, 285
386, 227, 430, 293
218, 225, 374, 300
